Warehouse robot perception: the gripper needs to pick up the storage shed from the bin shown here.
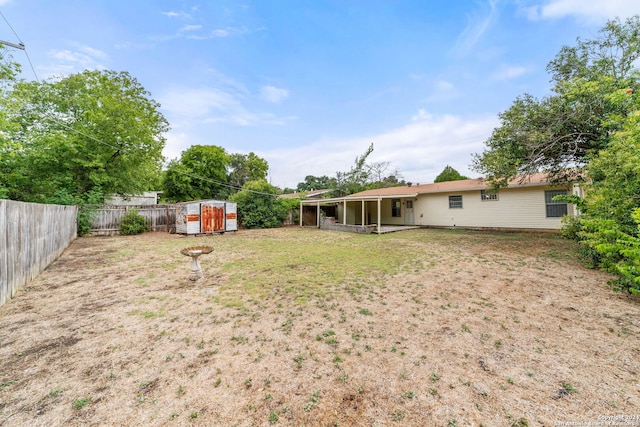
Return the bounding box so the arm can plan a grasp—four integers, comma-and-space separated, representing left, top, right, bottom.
176, 200, 237, 235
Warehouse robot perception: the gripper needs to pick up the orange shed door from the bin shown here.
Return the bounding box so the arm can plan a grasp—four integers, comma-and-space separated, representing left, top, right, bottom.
201, 203, 225, 233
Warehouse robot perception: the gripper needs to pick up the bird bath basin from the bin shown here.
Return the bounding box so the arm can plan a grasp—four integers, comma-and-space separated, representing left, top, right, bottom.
180, 245, 213, 281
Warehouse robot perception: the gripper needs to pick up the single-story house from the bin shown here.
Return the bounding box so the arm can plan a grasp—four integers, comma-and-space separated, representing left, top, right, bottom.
300, 173, 582, 233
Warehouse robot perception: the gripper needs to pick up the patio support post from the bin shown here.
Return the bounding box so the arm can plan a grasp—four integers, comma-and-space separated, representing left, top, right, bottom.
343, 199, 347, 225
316, 201, 320, 228
299, 200, 303, 227
361, 199, 365, 227
377, 197, 381, 234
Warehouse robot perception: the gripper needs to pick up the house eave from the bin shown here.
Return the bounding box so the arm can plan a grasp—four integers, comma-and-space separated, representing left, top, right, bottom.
299, 193, 418, 205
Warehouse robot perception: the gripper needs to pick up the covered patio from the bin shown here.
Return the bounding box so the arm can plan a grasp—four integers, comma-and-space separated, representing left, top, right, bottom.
299, 190, 419, 234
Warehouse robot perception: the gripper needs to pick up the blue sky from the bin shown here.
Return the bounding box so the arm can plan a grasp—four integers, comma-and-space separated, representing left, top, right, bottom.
0, 1, 638, 189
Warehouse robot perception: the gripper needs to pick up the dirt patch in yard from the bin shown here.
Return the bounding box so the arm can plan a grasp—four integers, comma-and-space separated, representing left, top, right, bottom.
1, 228, 639, 426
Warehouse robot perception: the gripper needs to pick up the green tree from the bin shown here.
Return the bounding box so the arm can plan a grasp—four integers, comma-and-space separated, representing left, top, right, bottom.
434, 165, 469, 183
162, 145, 230, 202
222, 152, 269, 198
230, 180, 287, 229
577, 106, 640, 290
0, 46, 25, 199
3, 69, 168, 203
472, 16, 640, 185
332, 143, 374, 197
296, 175, 336, 192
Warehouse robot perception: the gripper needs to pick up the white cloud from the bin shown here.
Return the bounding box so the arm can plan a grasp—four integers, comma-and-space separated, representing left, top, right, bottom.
260, 85, 289, 103
452, 0, 499, 56
265, 112, 498, 189
436, 80, 454, 91
179, 25, 202, 33
493, 64, 528, 80
211, 29, 230, 37
159, 80, 293, 136
162, 131, 190, 162
77, 44, 109, 60
526, 0, 639, 22
40, 46, 107, 78
162, 11, 192, 19
411, 109, 432, 121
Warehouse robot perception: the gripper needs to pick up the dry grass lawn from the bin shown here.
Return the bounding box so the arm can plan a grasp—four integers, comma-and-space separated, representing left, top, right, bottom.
1, 227, 639, 427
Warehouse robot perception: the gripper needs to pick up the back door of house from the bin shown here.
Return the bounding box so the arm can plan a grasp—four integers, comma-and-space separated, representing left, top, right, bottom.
404, 200, 415, 225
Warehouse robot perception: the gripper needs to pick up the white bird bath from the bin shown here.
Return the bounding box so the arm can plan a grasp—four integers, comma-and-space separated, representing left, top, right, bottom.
180, 245, 213, 281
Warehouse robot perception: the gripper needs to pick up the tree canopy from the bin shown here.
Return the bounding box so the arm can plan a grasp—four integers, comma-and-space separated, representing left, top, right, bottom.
161, 146, 270, 203
434, 165, 469, 183
472, 16, 640, 186
471, 16, 640, 292
0, 67, 169, 204
296, 175, 336, 192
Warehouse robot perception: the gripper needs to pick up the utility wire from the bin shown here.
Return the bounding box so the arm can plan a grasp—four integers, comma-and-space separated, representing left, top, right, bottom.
0, 10, 281, 199
0, 10, 38, 82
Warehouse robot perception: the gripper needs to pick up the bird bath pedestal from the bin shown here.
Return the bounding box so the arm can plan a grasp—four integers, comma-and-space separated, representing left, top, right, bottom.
180, 246, 213, 281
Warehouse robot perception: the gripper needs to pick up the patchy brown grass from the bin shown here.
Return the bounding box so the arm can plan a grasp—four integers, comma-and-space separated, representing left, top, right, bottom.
1, 228, 639, 427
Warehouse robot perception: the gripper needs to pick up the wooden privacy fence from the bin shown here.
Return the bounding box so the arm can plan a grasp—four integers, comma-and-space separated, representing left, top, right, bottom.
90, 205, 177, 235
0, 199, 78, 306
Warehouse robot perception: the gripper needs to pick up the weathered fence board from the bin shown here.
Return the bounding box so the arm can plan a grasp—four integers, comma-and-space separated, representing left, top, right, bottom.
90, 205, 177, 235
0, 200, 77, 306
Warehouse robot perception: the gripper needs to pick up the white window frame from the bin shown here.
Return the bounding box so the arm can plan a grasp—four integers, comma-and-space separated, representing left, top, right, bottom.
545, 190, 568, 218
449, 195, 463, 209
480, 190, 498, 201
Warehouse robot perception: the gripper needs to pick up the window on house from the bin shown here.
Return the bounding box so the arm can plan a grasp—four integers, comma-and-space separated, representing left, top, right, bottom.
406, 200, 413, 209
449, 195, 463, 209
481, 190, 498, 201
391, 199, 401, 217
545, 190, 568, 217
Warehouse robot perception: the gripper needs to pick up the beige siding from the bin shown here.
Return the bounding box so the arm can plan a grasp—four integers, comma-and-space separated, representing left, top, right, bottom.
414, 186, 573, 230
378, 198, 406, 225
343, 198, 419, 225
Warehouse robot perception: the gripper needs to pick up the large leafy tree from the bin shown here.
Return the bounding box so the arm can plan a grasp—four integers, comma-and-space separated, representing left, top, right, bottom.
434, 165, 469, 183
162, 145, 230, 202
473, 16, 640, 292
223, 152, 269, 198
576, 102, 640, 291
3, 69, 168, 203
332, 143, 374, 197
296, 175, 336, 192
472, 16, 640, 186
0, 46, 23, 199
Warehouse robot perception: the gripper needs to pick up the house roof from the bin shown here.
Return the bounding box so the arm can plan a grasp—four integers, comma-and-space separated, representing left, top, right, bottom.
298, 173, 568, 205
346, 172, 565, 199
278, 189, 331, 199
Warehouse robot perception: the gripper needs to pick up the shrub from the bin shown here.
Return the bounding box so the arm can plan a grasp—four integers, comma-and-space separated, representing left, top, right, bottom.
230, 180, 288, 229
120, 209, 149, 235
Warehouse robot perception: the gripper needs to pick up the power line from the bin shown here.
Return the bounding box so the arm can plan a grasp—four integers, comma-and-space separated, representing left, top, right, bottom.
0, 11, 280, 199
0, 10, 39, 83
